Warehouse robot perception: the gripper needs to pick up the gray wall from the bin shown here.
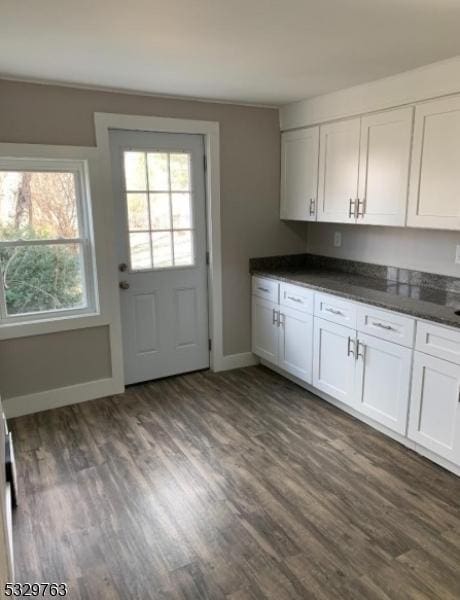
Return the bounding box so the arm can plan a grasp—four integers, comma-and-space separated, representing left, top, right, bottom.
307, 223, 460, 276
0, 79, 307, 398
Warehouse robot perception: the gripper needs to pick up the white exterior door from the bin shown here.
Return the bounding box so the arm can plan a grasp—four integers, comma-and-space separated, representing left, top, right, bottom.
408, 352, 460, 464
317, 118, 360, 223
278, 306, 313, 383
280, 127, 319, 221
110, 130, 209, 385
358, 107, 413, 226
408, 96, 460, 230
355, 333, 412, 434
252, 296, 278, 364
313, 317, 356, 407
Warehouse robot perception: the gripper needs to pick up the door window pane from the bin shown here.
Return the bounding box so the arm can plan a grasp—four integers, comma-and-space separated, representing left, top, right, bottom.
124, 152, 147, 191
150, 194, 171, 230
129, 232, 152, 270
173, 230, 194, 266
123, 150, 195, 270
152, 231, 173, 268
0, 171, 79, 240
172, 193, 192, 229
1, 243, 85, 316
147, 153, 169, 191
170, 154, 191, 191
127, 193, 149, 230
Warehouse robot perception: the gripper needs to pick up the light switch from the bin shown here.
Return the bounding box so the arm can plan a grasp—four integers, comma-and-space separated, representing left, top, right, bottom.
334, 231, 342, 247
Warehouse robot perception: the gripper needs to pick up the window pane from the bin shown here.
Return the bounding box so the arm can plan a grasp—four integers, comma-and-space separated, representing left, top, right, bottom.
152, 232, 173, 268
173, 230, 194, 266
129, 232, 152, 270
124, 152, 147, 191
0, 243, 85, 316
147, 153, 169, 190
172, 193, 192, 229
150, 194, 171, 230
0, 171, 79, 241
127, 193, 149, 230
170, 154, 190, 191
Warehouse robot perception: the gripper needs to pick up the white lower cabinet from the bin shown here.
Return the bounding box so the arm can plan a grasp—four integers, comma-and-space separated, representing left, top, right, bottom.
252, 296, 278, 364
408, 352, 460, 464
278, 306, 313, 383
355, 333, 412, 434
312, 318, 357, 408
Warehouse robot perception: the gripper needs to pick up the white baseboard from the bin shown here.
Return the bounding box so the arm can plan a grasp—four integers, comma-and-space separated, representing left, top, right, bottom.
217, 352, 260, 372
3, 377, 122, 418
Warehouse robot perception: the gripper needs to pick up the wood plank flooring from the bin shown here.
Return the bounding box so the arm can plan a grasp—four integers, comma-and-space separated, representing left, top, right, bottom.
10, 365, 460, 599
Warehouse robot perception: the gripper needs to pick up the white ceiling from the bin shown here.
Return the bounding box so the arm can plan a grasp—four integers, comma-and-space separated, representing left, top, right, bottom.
2, 0, 460, 106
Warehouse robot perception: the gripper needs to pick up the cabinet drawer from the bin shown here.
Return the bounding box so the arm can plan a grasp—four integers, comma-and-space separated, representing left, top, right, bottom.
314, 293, 357, 328
357, 304, 415, 348
415, 321, 460, 365
280, 283, 313, 314
252, 276, 279, 303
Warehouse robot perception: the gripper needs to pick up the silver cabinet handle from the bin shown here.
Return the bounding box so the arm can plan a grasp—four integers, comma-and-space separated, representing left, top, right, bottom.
348, 198, 356, 218
325, 307, 344, 316
347, 336, 355, 357
357, 340, 366, 360
279, 313, 285, 328
258, 286, 269, 293
272, 308, 278, 325
372, 321, 395, 331
287, 296, 302, 303
357, 198, 366, 218
309, 198, 315, 216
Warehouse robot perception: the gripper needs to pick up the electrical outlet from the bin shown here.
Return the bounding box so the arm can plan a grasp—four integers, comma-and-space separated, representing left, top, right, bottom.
334, 231, 342, 248
455, 245, 460, 264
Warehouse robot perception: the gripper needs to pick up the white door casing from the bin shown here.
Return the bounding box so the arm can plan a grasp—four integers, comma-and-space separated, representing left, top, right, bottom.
317, 117, 361, 223
355, 333, 412, 434
358, 107, 413, 226
110, 129, 209, 385
280, 127, 319, 221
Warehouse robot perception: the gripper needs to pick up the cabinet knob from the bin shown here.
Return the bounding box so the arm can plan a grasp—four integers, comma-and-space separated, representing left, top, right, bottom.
119, 263, 128, 272
119, 281, 130, 290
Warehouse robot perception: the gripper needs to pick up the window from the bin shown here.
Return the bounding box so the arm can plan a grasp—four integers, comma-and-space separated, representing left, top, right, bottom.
123, 150, 195, 270
0, 158, 97, 323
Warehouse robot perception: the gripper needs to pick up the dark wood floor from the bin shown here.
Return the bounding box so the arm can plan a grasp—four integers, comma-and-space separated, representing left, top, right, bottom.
10, 366, 460, 599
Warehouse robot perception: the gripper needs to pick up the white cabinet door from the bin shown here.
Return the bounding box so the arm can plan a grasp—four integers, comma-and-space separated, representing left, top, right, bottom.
358, 107, 413, 226
278, 306, 313, 383
355, 333, 412, 434
408, 352, 460, 464
280, 127, 319, 221
252, 296, 278, 364
317, 118, 360, 223
313, 317, 357, 407
408, 96, 460, 230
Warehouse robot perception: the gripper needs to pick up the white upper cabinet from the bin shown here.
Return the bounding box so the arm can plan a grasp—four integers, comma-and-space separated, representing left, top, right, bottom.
280, 127, 319, 221
408, 96, 460, 230
317, 118, 361, 223
358, 107, 413, 226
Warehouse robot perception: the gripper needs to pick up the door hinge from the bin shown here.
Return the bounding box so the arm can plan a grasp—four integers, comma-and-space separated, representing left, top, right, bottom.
203, 154, 207, 172
206, 250, 210, 265
208, 338, 212, 351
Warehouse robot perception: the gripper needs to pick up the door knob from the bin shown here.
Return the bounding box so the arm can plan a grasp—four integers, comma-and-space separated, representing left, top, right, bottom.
119, 281, 130, 290
119, 263, 128, 272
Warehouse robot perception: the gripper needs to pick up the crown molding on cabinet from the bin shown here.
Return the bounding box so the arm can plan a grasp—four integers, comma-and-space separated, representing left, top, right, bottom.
280, 55, 460, 131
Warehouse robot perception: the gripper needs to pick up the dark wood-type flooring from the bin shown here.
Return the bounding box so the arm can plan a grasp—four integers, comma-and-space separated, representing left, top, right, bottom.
10, 366, 460, 599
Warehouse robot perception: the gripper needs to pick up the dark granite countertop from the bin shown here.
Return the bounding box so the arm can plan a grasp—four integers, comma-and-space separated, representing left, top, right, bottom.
250, 254, 460, 330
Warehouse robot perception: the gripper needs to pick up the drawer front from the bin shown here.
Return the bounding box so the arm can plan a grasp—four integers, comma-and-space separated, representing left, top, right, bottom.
280, 283, 314, 314
415, 321, 460, 364
357, 304, 415, 347
252, 276, 279, 303
314, 293, 357, 328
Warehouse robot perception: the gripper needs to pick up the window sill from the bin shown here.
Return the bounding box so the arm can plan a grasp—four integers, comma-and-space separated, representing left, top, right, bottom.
0, 312, 110, 340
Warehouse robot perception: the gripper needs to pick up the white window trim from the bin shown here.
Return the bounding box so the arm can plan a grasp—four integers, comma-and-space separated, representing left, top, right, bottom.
0, 144, 110, 340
